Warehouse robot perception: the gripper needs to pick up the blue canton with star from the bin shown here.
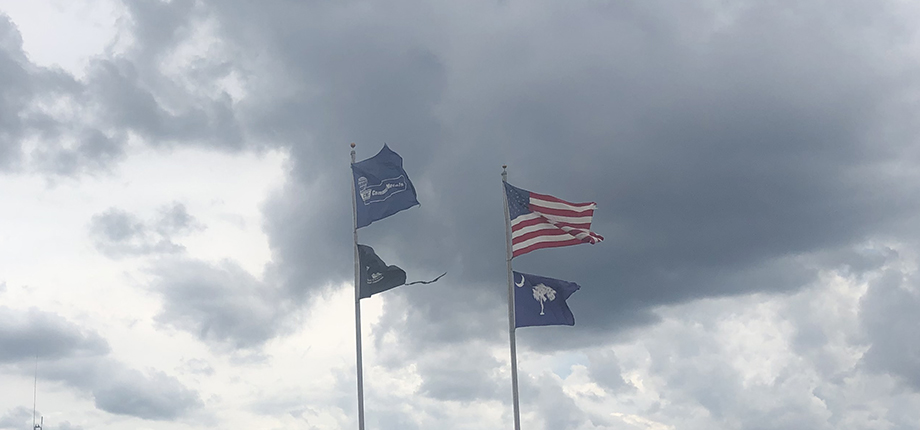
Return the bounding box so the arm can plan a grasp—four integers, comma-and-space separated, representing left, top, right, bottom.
504, 182, 531, 220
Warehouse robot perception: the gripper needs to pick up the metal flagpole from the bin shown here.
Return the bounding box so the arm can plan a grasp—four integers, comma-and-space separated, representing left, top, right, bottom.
502, 166, 522, 430
351, 142, 366, 430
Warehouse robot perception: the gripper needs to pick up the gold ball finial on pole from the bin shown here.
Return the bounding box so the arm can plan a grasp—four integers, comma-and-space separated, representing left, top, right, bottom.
350, 142, 356, 148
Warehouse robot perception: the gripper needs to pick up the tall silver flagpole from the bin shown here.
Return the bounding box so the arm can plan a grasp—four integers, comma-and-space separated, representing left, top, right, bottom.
351, 143, 366, 430
502, 166, 522, 430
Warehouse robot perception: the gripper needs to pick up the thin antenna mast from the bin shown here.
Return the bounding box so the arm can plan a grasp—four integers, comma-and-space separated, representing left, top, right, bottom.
32, 357, 42, 430
32, 357, 37, 430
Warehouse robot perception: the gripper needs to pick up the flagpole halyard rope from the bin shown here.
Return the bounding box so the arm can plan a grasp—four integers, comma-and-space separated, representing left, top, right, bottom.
502, 165, 522, 430
351, 143, 366, 430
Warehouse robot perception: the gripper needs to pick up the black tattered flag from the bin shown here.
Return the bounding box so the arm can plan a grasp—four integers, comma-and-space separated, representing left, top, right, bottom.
357, 244, 445, 299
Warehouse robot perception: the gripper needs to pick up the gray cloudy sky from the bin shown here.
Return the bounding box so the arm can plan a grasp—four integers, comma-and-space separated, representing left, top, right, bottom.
2, 0, 920, 429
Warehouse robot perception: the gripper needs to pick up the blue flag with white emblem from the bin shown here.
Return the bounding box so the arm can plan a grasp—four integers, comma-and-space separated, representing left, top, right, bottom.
352, 144, 420, 228
513, 271, 581, 328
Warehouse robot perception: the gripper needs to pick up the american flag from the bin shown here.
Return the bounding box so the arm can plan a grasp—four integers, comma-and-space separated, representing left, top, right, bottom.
504, 182, 604, 258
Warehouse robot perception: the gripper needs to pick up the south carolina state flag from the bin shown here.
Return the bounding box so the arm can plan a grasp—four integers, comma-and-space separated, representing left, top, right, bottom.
504, 182, 603, 258
513, 271, 580, 328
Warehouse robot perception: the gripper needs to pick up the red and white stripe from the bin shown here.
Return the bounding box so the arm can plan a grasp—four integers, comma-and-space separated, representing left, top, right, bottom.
511, 191, 604, 257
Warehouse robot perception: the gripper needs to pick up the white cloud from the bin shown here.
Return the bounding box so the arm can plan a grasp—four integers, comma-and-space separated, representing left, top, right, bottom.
0, 0, 123, 78
0, 146, 289, 427
3, 0, 920, 428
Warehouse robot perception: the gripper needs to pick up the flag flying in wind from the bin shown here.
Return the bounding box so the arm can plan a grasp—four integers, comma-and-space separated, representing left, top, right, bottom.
352, 144, 419, 229
513, 271, 580, 328
504, 182, 604, 258
358, 244, 407, 298
358, 244, 446, 299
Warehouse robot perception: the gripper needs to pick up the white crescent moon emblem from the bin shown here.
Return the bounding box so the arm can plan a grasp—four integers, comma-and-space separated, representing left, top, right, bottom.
515, 275, 525, 287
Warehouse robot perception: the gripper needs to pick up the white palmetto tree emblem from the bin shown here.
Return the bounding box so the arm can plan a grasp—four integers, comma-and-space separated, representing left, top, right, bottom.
532, 283, 556, 315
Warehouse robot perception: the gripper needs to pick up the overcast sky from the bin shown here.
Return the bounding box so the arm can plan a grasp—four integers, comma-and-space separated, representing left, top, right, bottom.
2, 0, 920, 429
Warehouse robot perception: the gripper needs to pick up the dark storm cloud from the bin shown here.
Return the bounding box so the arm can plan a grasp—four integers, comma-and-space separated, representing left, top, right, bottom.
149, 257, 286, 350
6, 0, 919, 322
414, 346, 503, 402
96, 2, 920, 420
89, 204, 200, 258
171, 0, 920, 351
84, 58, 242, 149
10, 0, 916, 423
860, 270, 920, 390
259, 178, 349, 303
122, 0, 197, 60
373, 282, 506, 352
